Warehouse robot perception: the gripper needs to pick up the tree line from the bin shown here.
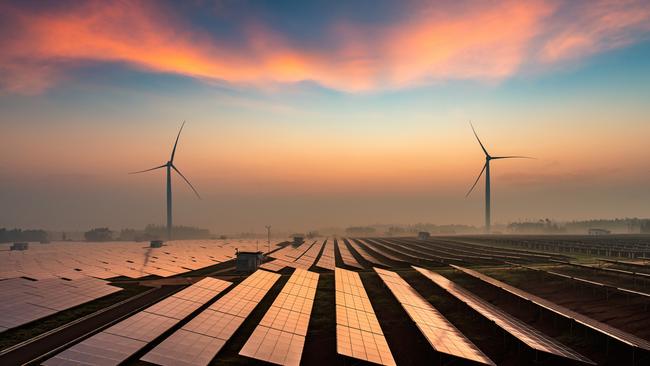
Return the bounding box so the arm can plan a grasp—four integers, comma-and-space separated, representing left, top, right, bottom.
0, 228, 49, 243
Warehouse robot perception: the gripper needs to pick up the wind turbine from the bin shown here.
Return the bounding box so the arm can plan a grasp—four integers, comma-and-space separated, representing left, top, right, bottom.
130, 121, 200, 240
466, 122, 532, 233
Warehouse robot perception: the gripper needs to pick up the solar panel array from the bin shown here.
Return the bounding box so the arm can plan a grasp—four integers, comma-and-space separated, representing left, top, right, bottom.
414, 267, 594, 364
336, 239, 363, 269
0, 240, 261, 280
374, 267, 495, 365
452, 264, 650, 351
262, 239, 326, 272
346, 239, 391, 267
262, 241, 316, 271
0, 240, 264, 332
0, 276, 121, 333
141, 270, 280, 366
43, 277, 232, 366
260, 244, 298, 271
315, 240, 335, 270
359, 239, 406, 263
292, 240, 325, 269
239, 268, 319, 365
335, 267, 395, 366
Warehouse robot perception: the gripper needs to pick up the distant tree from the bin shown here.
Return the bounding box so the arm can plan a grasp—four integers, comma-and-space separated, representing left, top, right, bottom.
119, 228, 139, 241
84, 228, 113, 242
143, 224, 211, 240
345, 226, 376, 235
641, 220, 650, 234
0, 228, 48, 243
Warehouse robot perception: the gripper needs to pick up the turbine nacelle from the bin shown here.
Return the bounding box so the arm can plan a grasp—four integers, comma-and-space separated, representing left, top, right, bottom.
129, 121, 200, 199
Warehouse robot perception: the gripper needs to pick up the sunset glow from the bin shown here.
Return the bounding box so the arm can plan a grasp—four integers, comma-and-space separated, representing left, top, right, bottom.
1, 0, 649, 232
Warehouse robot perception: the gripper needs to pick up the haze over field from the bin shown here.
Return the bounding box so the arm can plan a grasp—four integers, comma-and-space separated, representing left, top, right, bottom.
1, 0, 649, 233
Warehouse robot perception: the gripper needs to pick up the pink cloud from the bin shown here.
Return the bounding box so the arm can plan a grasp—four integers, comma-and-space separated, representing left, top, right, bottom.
540, 0, 650, 62
0, 0, 649, 94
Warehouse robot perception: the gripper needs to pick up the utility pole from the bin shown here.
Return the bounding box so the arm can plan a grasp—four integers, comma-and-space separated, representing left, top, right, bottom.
265, 225, 271, 253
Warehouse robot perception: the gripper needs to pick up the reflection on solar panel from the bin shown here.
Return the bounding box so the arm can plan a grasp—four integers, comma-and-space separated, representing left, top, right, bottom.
374, 268, 494, 365
315, 240, 335, 270
336, 239, 363, 269
239, 268, 319, 365
452, 265, 650, 351
335, 267, 395, 366
141, 270, 280, 366
414, 266, 594, 364
43, 277, 232, 366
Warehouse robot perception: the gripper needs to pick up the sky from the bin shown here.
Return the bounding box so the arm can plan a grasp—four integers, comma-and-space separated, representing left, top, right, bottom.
1, 0, 649, 233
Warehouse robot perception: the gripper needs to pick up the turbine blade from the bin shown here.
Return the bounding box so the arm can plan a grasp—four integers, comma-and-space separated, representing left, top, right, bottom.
129, 164, 166, 174
470, 121, 490, 157
491, 155, 535, 160
466, 163, 487, 197
170, 121, 186, 163
171, 164, 201, 199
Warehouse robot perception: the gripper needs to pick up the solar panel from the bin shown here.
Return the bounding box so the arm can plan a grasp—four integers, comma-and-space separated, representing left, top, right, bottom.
291, 240, 325, 269
374, 267, 494, 365
334, 267, 395, 366
139, 329, 226, 366
336, 238, 363, 269
414, 266, 594, 364
260, 259, 292, 271
141, 270, 280, 366
43, 277, 232, 366
239, 268, 319, 365
451, 264, 650, 351
315, 240, 335, 270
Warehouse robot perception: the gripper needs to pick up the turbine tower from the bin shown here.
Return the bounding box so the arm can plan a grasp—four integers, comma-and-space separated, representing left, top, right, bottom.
466, 122, 531, 233
130, 121, 200, 240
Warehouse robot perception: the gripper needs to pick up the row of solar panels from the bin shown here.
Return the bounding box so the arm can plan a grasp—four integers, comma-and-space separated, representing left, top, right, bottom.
262, 239, 366, 272
452, 264, 650, 351
473, 236, 650, 257
43, 264, 648, 366
510, 261, 650, 299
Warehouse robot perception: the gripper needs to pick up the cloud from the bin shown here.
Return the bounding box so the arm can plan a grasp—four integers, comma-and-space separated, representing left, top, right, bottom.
0, 0, 649, 94
540, 0, 650, 62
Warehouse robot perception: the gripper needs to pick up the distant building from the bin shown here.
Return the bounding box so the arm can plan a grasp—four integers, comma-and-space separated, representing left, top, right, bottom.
11, 242, 29, 251
418, 231, 431, 240
588, 228, 611, 235
292, 235, 305, 247
150, 240, 163, 248
236, 251, 264, 272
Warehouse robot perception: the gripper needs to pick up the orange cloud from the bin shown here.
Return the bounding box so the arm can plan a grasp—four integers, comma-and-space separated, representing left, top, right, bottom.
1, 0, 649, 94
